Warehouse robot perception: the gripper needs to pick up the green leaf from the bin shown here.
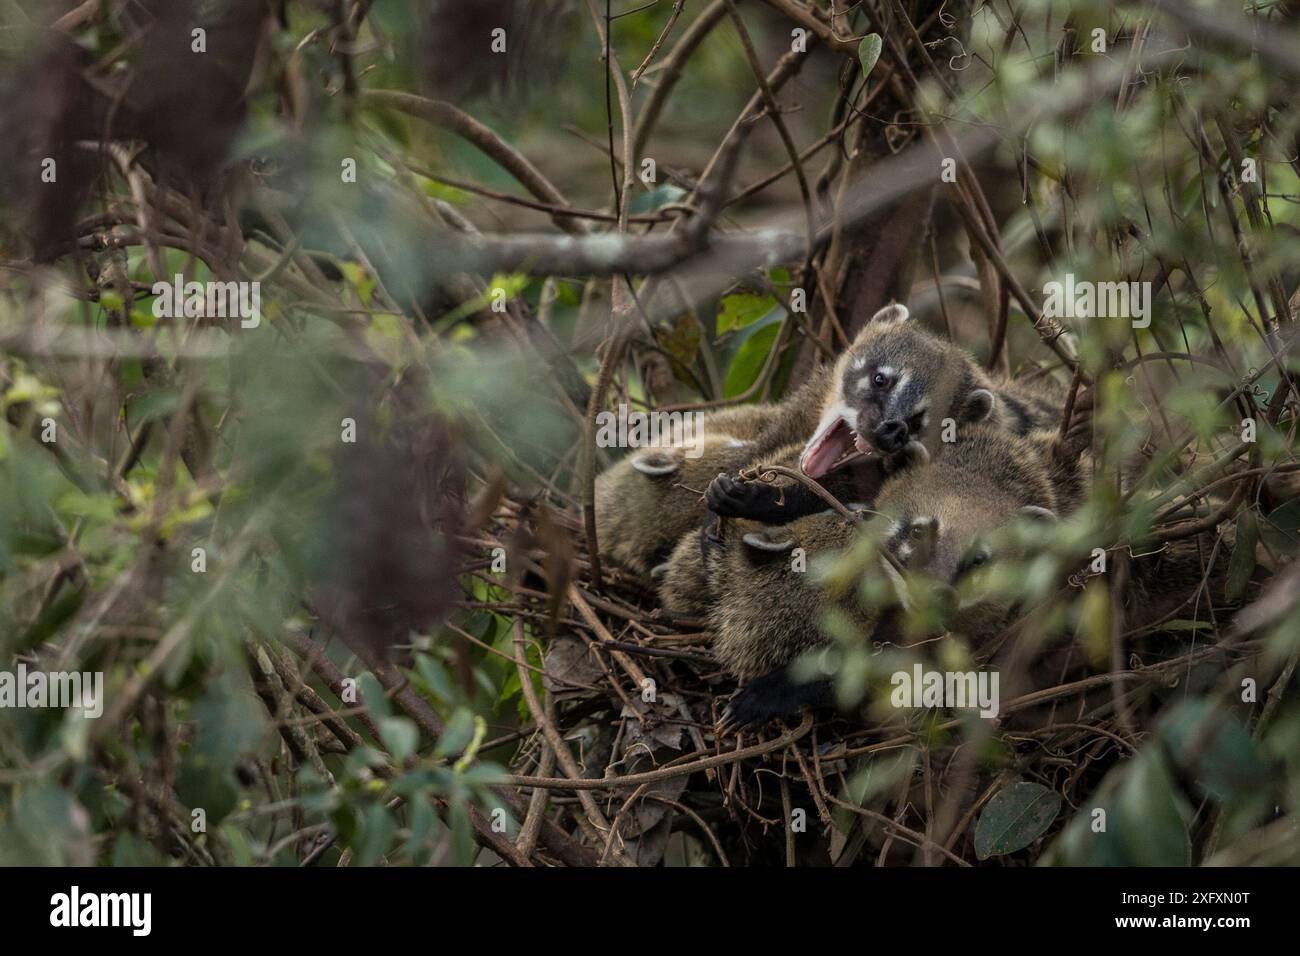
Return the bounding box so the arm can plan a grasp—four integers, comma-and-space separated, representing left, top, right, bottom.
379, 716, 418, 763
1113, 749, 1192, 865
1161, 700, 1269, 803
1225, 509, 1258, 603
433, 708, 476, 760
657, 313, 702, 369
125, 387, 181, 430
630, 183, 687, 214
715, 291, 776, 335
974, 781, 1062, 859
353, 803, 396, 867
723, 316, 783, 398
858, 34, 883, 78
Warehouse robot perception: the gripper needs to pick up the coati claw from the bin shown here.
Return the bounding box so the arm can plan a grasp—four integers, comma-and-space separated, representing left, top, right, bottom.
718, 670, 833, 734
705, 472, 761, 517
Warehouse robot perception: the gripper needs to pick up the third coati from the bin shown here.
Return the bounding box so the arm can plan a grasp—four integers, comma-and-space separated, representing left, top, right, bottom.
706, 303, 1066, 526
659, 438, 891, 617
709, 424, 1080, 731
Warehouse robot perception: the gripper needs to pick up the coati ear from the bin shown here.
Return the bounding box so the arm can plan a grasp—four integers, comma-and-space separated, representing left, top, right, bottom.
851, 302, 911, 347
870, 303, 910, 324
742, 531, 796, 553
959, 388, 996, 423
1019, 505, 1058, 524
630, 449, 679, 476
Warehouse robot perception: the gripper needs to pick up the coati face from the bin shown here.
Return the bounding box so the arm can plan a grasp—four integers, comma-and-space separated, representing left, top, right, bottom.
800, 304, 995, 478
872, 465, 1056, 632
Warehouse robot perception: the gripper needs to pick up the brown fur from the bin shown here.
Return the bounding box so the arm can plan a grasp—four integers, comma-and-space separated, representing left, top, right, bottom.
709, 424, 1077, 681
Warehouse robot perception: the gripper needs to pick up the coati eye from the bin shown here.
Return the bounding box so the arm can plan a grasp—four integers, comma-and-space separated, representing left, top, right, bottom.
968, 551, 988, 567
872, 372, 892, 389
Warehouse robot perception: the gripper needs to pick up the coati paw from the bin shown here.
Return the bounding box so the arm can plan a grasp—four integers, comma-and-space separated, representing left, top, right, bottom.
717, 671, 832, 735
705, 472, 763, 517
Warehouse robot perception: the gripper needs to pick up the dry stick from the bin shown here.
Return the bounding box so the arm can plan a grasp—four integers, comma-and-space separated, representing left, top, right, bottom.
757, 0, 859, 54
1108, 552, 1137, 738
512, 714, 813, 790
579, 0, 643, 589
645, 794, 731, 866
737, 462, 860, 522
600, 779, 656, 864
437, 51, 1159, 282
580, 107, 753, 583
511, 620, 631, 865
836, 641, 1252, 761
942, 772, 1008, 854
279, 629, 384, 743
264, 641, 365, 752
581, 326, 628, 590
631, 0, 688, 84
404, 163, 664, 224
516, 743, 557, 859
250, 644, 336, 786
630, 0, 730, 158
722, 0, 817, 266
789, 742, 835, 830
360, 91, 588, 236
568, 586, 649, 687
780, 776, 796, 866
822, 792, 971, 867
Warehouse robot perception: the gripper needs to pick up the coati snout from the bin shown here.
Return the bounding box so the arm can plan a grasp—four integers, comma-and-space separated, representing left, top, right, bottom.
873, 418, 910, 454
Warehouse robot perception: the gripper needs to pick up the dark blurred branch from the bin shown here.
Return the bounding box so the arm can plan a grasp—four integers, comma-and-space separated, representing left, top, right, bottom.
362, 90, 591, 236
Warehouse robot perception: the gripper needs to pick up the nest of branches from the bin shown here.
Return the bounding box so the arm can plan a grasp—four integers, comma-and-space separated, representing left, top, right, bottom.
422, 474, 1269, 868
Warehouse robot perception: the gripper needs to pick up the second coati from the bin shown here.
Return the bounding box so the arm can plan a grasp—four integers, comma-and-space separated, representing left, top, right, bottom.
706, 303, 1066, 526
708, 424, 1080, 731
593, 362, 877, 579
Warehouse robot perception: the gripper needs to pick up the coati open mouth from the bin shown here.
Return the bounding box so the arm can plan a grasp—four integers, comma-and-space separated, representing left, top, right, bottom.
799, 414, 872, 478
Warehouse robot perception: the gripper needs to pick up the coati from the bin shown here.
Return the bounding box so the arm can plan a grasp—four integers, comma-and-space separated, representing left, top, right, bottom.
709, 423, 1078, 731
706, 303, 1066, 526
592, 363, 867, 578
658, 439, 890, 617
593, 423, 764, 578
